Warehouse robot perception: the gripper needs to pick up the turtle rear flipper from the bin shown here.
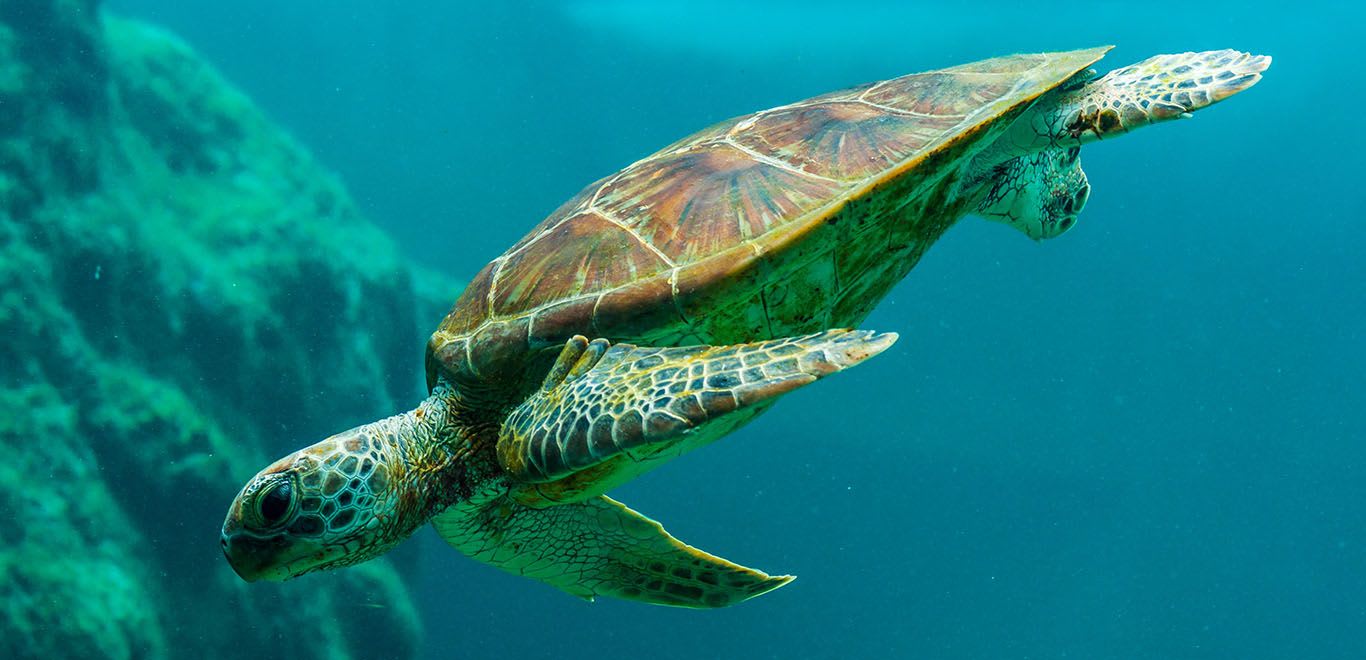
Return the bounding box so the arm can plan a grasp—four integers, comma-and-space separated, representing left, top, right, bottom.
432, 494, 791, 608
496, 329, 896, 486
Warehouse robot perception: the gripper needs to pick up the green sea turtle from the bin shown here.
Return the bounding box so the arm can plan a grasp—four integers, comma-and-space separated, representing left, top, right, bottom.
222, 47, 1269, 608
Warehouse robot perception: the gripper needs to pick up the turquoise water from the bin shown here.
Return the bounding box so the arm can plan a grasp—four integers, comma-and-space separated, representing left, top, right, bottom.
77, 1, 1366, 658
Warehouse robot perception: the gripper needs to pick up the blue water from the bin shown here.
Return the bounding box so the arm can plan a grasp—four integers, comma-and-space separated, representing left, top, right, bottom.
108, 1, 1365, 658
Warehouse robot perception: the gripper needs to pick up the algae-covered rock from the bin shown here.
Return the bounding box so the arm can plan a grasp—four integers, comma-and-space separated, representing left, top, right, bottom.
0, 1, 449, 658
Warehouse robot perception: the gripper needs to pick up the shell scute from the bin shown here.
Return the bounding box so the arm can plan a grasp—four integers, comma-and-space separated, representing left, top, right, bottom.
593, 143, 850, 264
589, 277, 681, 339
797, 80, 877, 105
528, 296, 598, 347
733, 101, 958, 181
439, 262, 494, 338
938, 52, 1049, 75
503, 175, 607, 256
493, 212, 669, 317
466, 317, 532, 381
863, 71, 1008, 117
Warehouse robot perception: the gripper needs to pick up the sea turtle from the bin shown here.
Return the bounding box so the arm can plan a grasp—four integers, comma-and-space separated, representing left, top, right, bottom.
222, 47, 1269, 608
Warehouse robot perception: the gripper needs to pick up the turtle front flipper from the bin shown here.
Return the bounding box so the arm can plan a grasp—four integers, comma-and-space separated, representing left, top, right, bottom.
432, 494, 792, 608
998, 49, 1270, 154
496, 329, 896, 487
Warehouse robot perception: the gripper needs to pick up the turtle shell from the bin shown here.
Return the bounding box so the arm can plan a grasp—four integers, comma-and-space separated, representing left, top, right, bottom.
427, 47, 1111, 396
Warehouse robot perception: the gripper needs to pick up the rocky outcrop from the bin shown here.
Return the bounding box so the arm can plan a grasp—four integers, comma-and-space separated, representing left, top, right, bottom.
0, 1, 449, 657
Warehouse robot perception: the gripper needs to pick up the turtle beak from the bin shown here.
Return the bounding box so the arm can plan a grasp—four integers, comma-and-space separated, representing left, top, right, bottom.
222, 532, 273, 582
221, 500, 338, 582
221, 498, 291, 582
222, 530, 342, 582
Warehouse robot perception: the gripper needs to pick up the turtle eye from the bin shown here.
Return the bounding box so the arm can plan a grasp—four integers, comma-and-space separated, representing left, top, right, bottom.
257, 480, 294, 526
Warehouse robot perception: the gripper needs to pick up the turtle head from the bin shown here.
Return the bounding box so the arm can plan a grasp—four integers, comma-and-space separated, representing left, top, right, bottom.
221, 418, 421, 582
973, 146, 1090, 241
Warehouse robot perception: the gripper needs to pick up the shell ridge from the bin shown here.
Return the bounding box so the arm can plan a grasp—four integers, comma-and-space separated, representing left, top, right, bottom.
587, 208, 677, 268
484, 256, 508, 318
720, 137, 842, 184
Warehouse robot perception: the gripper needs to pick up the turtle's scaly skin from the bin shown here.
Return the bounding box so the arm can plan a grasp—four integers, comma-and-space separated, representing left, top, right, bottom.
497, 329, 896, 488
220, 390, 469, 581
223, 47, 1271, 608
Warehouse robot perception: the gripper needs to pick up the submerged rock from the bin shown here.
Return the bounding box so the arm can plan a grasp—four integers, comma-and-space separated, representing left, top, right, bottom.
0, 1, 449, 658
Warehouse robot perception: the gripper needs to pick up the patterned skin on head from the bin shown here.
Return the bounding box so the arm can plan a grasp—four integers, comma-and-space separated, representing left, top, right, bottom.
974, 146, 1090, 240
221, 392, 463, 581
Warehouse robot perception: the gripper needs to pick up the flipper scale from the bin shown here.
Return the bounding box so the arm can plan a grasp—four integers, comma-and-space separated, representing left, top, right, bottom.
496, 329, 897, 483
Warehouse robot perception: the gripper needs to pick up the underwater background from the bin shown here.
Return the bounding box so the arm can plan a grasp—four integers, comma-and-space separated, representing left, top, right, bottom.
4, 0, 1362, 658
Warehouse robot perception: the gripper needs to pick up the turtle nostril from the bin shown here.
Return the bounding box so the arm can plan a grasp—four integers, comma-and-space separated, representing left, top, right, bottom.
1073, 185, 1091, 212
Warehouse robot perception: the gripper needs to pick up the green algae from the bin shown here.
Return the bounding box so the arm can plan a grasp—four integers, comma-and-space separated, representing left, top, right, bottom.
0, 2, 454, 658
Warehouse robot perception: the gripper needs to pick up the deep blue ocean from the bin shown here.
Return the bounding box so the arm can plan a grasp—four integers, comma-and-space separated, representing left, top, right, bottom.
102, 2, 1364, 658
